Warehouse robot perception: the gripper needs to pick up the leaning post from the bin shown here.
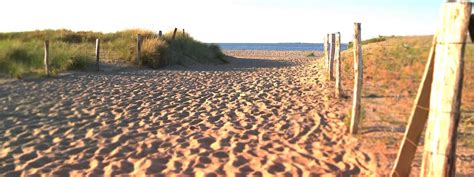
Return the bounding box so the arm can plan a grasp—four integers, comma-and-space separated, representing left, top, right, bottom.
420, 2, 471, 176
390, 34, 438, 177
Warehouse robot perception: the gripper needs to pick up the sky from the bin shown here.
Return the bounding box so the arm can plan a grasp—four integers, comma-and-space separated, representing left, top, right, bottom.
0, 0, 452, 43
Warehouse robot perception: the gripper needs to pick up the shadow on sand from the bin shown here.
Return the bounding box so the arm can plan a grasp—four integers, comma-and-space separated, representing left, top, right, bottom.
162, 56, 299, 72
0, 56, 300, 87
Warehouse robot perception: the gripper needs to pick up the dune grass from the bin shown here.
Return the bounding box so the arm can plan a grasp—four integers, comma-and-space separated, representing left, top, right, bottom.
0, 29, 226, 78
307, 52, 316, 57
341, 35, 435, 82
338, 35, 474, 155
159, 31, 227, 66
0, 39, 96, 78
347, 35, 387, 49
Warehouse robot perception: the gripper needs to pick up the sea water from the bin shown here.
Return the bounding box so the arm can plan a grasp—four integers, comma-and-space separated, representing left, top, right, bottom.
216, 43, 348, 51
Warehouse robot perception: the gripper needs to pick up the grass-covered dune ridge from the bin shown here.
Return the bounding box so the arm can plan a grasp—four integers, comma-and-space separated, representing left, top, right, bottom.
0, 29, 226, 78
148, 30, 226, 68
337, 35, 473, 174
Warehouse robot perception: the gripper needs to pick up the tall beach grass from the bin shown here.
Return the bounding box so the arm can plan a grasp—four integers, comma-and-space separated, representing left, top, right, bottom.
0, 29, 226, 78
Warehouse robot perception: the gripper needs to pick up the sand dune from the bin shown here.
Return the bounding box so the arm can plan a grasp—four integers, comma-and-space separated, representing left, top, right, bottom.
0, 50, 377, 176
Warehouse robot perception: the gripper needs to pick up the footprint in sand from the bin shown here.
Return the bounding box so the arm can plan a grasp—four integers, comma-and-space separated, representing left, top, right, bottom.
0, 50, 379, 176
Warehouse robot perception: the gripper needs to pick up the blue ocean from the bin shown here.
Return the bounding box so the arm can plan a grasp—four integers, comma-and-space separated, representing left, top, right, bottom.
217, 43, 348, 51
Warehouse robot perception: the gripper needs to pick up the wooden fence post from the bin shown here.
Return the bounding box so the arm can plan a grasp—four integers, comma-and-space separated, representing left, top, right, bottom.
95, 38, 100, 71
350, 23, 363, 134
391, 35, 437, 177
183, 29, 185, 37
469, 14, 474, 41
159, 30, 163, 37
421, 3, 471, 176
136, 34, 142, 65
329, 33, 336, 81
335, 32, 342, 98
324, 34, 329, 72
44, 40, 50, 76
172, 28, 178, 40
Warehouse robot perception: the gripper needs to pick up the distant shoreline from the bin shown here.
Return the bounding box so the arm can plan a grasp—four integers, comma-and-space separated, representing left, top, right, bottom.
216, 43, 348, 51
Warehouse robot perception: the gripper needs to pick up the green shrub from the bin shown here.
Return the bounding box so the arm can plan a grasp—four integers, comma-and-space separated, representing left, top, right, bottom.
68, 54, 93, 70
2, 62, 24, 78
0, 40, 43, 77
348, 35, 387, 48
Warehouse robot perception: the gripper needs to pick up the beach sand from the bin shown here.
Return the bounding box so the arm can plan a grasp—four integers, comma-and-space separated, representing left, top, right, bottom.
0, 50, 377, 176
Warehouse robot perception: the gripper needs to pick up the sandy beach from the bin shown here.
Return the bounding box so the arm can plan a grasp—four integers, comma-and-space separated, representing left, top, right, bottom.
0, 50, 377, 176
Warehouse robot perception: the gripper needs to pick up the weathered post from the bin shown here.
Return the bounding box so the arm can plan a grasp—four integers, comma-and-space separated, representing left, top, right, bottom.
95, 38, 100, 71
391, 34, 437, 177
44, 40, 50, 76
350, 23, 363, 134
335, 32, 342, 98
159, 30, 163, 37
183, 29, 186, 37
324, 34, 329, 71
469, 14, 474, 42
136, 34, 142, 65
329, 33, 336, 81
469, 14, 474, 41
421, 2, 471, 177
172, 28, 178, 40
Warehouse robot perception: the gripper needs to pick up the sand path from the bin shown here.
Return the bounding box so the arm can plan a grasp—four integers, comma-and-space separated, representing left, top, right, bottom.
0, 51, 377, 176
